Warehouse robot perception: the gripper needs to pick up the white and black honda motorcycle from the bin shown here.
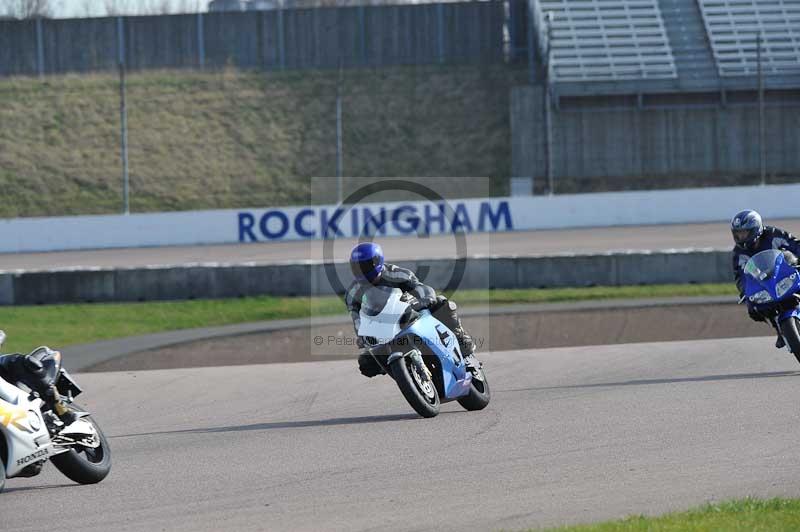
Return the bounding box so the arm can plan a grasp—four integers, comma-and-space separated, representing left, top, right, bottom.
0, 331, 111, 492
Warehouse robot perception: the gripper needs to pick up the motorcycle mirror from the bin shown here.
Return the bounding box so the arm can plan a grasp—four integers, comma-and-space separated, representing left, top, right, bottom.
0, 330, 5, 347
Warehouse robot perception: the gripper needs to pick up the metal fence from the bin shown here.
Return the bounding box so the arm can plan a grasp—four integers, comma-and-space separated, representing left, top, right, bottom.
511, 85, 800, 195
0, 2, 509, 77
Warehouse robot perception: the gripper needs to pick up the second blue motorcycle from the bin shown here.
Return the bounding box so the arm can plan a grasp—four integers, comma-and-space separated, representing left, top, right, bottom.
743, 249, 800, 362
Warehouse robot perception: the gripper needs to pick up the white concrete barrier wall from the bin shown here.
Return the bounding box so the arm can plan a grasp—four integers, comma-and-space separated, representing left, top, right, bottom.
0, 183, 798, 253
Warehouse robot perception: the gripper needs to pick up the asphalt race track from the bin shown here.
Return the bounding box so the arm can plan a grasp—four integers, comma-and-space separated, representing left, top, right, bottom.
3, 219, 799, 270
4, 336, 800, 531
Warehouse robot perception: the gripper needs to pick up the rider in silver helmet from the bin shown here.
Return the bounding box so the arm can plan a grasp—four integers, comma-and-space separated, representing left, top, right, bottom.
731, 210, 800, 348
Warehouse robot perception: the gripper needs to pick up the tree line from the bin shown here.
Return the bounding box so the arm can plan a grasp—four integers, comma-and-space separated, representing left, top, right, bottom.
0, 0, 205, 19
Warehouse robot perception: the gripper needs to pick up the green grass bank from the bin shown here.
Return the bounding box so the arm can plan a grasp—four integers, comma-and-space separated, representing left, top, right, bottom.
536, 498, 800, 531
0, 283, 736, 353
0, 65, 521, 218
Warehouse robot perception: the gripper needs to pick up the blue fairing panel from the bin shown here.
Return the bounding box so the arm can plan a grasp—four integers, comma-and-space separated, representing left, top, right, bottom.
779, 307, 800, 322
403, 312, 471, 400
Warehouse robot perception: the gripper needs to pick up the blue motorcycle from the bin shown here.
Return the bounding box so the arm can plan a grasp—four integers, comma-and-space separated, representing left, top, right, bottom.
358, 287, 490, 418
743, 249, 800, 361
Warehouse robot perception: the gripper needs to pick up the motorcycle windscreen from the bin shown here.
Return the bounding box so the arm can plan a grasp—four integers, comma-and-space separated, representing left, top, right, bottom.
744, 249, 783, 282
357, 287, 413, 344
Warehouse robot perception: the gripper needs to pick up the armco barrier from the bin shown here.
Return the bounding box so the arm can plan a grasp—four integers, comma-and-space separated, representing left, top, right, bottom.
0, 250, 732, 305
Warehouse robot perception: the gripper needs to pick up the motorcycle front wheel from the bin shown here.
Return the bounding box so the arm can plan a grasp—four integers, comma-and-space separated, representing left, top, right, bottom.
51, 405, 111, 485
457, 367, 491, 411
390, 355, 440, 418
779, 317, 800, 364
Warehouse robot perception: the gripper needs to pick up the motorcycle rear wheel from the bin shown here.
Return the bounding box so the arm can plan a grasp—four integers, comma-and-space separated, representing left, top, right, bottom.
390, 355, 440, 418
51, 405, 111, 485
0, 457, 5, 493
779, 317, 800, 365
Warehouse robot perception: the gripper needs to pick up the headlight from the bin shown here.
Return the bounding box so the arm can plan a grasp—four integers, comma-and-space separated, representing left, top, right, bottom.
27, 410, 41, 431
777, 272, 799, 298
749, 290, 773, 304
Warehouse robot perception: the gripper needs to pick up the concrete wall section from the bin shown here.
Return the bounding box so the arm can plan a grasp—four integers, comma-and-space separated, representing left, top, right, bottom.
1, 184, 799, 254
0, 250, 734, 305
507, 185, 800, 229
510, 85, 545, 181
0, 198, 516, 252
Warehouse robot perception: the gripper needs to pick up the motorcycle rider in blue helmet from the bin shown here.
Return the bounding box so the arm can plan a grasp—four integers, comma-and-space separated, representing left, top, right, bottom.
345, 242, 479, 378
731, 209, 800, 348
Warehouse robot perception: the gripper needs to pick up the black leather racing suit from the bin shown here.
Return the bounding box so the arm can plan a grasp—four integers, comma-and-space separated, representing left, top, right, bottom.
0, 353, 45, 390
344, 264, 475, 377
0, 354, 74, 422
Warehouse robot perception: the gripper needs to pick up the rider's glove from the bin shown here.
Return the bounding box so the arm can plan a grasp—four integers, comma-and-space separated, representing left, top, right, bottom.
410, 297, 435, 311
408, 295, 436, 311
356, 336, 366, 349
747, 300, 766, 322
419, 295, 437, 309
401, 293, 423, 310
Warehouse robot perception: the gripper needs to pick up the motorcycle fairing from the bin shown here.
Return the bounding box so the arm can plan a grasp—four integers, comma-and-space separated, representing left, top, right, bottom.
357, 288, 413, 341
779, 307, 800, 322
0, 377, 54, 478
744, 250, 800, 323
399, 311, 472, 401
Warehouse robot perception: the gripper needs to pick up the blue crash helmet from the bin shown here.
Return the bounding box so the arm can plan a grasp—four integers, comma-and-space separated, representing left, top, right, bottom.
350, 242, 385, 283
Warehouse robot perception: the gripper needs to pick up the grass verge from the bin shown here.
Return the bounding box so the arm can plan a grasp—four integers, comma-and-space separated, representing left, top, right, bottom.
536, 498, 800, 531
0, 283, 736, 353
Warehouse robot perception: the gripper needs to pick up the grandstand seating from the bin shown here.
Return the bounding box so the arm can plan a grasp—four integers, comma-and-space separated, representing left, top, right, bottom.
529, 0, 800, 95
535, 0, 678, 82
658, 0, 721, 85
697, 0, 800, 77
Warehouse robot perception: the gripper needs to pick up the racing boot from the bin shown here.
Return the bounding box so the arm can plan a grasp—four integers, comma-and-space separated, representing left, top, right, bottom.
53, 399, 77, 425
453, 327, 481, 373
358, 352, 384, 378
432, 297, 481, 372
43, 384, 77, 425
